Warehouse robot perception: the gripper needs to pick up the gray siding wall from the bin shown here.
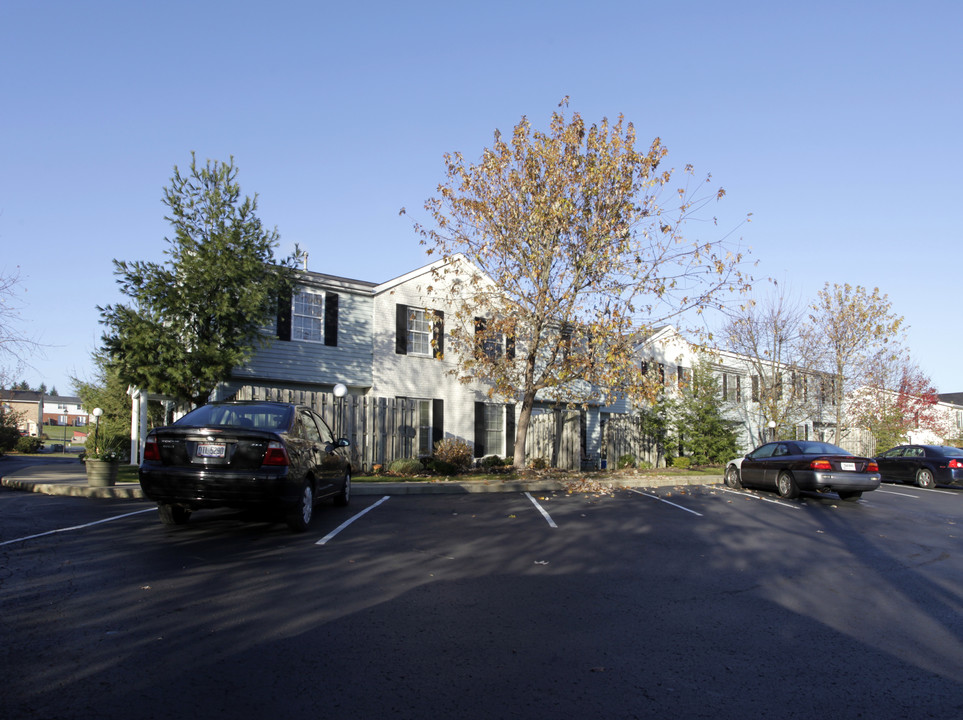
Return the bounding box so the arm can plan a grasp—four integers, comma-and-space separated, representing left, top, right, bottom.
233, 288, 374, 389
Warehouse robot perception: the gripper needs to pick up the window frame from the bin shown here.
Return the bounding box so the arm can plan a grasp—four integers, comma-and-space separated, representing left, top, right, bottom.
291, 289, 325, 344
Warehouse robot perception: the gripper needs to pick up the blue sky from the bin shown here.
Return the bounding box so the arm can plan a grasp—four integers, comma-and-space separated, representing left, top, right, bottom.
2, 0, 960, 395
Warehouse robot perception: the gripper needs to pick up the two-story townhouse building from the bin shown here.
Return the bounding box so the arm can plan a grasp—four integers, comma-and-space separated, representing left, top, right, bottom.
0, 390, 89, 437
635, 326, 837, 455
217, 254, 605, 467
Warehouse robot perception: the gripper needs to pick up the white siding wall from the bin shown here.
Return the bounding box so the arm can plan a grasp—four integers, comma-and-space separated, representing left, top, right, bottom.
372, 266, 512, 456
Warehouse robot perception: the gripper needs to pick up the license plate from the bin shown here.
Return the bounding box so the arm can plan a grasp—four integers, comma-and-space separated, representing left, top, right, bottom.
196, 443, 226, 458
841, 462, 856, 472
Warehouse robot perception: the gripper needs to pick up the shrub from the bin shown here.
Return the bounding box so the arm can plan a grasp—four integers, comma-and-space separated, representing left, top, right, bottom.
16, 436, 44, 454
617, 454, 636, 469
480, 455, 503, 469
388, 458, 424, 476
0, 426, 20, 451
433, 437, 473, 471
670, 456, 692, 469
637, 460, 653, 470
428, 458, 459, 476
528, 457, 548, 470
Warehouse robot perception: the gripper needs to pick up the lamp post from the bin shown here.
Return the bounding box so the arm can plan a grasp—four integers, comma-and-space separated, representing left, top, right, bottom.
92, 408, 103, 454
333, 383, 347, 438
768, 420, 776, 442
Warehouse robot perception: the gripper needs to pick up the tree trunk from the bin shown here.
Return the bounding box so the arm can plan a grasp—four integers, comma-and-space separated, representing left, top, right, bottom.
513, 390, 537, 469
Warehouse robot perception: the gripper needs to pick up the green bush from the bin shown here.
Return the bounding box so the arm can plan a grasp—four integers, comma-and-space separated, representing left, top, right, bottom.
670, 456, 692, 469
528, 457, 548, 470
388, 458, 424, 476
637, 460, 653, 470
433, 437, 473, 471
428, 458, 459, 476
0, 426, 20, 452
16, 436, 44, 454
617, 454, 636, 469
480, 454, 503, 469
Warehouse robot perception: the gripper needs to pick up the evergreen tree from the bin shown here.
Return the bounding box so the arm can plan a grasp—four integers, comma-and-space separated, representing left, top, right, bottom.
673, 359, 739, 465
100, 154, 295, 406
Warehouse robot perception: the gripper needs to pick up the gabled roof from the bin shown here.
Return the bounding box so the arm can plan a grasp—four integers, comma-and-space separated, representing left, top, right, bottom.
1, 390, 44, 403
373, 253, 490, 295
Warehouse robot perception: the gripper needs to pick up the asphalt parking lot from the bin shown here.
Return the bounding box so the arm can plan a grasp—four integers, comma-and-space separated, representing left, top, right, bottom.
3, 480, 963, 719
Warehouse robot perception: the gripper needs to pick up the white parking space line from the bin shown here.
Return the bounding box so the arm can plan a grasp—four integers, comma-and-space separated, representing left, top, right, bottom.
876, 489, 919, 498
878, 485, 957, 497
716, 486, 802, 510
524, 492, 558, 528
629, 489, 704, 516
316, 495, 390, 545
0, 507, 158, 547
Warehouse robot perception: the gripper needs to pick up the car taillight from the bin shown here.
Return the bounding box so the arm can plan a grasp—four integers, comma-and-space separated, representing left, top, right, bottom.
262, 441, 290, 467
949, 459, 963, 469
867, 461, 879, 472
809, 459, 833, 470
144, 436, 161, 462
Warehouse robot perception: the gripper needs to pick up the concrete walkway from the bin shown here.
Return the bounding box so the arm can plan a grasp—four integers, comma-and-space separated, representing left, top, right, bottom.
1, 461, 719, 500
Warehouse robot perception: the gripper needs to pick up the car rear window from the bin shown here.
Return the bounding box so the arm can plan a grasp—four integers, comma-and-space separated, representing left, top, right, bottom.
937, 446, 963, 458
795, 441, 850, 456
175, 404, 294, 431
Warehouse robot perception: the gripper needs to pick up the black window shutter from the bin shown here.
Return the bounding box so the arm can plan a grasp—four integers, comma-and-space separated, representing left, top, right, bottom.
433, 310, 445, 359
506, 333, 515, 360
324, 293, 339, 347
395, 304, 408, 355
505, 404, 515, 458
277, 287, 292, 342
474, 402, 485, 457
432, 399, 444, 448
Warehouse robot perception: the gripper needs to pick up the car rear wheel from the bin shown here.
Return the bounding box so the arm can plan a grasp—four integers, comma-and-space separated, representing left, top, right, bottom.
157, 503, 191, 525
334, 470, 351, 507
776, 472, 799, 499
916, 468, 936, 489
837, 491, 862, 501
286, 479, 314, 532
724, 466, 742, 489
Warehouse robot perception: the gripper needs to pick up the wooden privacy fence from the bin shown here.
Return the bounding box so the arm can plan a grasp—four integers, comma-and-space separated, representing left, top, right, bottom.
527, 410, 584, 470
232, 385, 671, 471
232, 385, 417, 473
602, 413, 665, 468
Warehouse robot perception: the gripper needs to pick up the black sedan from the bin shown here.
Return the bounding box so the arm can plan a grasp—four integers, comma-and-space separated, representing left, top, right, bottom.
140, 401, 351, 532
874, 444, 963, 488
724, 440, 881, 501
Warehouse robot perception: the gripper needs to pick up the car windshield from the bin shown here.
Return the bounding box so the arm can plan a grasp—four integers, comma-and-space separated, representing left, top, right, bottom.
795, 441, 850, 456
174, 403, 294, 431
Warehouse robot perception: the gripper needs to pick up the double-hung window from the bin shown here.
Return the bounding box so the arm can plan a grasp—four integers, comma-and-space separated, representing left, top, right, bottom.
407, 308, 432, 356
292, 291, 324, 343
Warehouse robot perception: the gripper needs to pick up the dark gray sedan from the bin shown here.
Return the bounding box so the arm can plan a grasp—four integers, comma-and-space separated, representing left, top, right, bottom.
874, 444, 963, 488
725, 440, 881, 501
140, 401, 351, 532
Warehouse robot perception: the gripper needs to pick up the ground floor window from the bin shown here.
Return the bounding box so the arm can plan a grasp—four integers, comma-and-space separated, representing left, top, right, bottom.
415, 399, 432, 456
474, 402, 514, 458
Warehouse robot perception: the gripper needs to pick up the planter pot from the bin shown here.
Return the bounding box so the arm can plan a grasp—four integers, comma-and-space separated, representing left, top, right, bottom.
86, 459, 119, 487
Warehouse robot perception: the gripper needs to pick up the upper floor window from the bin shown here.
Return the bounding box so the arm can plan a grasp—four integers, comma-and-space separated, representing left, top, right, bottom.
408, 308, 432, 356
292, 291, 325, 343
277, 288, 339, 346
396, 304, 444, 359
721, 372, 742, 402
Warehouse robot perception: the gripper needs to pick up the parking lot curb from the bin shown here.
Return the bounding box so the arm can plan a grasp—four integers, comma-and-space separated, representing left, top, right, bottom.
2, 464, 721, 500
